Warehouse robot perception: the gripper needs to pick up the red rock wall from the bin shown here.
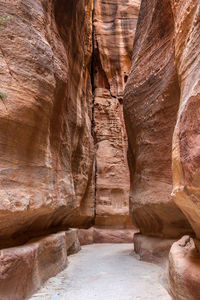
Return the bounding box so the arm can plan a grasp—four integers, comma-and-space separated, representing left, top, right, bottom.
124, 1, 200, 298
0, 0, 94, 247
93, 0, 140, 228
171, 0, 200, 241
123, 0, 192, 238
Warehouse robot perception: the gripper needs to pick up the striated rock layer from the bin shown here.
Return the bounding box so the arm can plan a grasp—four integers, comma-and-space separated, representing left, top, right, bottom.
123, 0, 192, 238
124, 0, 200, 298
171, 0, 200, 243
0, 0, 94, 247
93, 0, 140, 228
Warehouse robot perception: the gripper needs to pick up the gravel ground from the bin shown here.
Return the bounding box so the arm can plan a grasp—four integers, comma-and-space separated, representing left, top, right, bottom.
30, 244, 171, 300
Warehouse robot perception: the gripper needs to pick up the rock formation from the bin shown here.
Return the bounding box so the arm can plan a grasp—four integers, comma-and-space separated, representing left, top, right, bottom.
93, 0, 140, 229
0, 229, 80, 300
171, 0, 200, 244
169, 235, 200, 300
123, 0, 192, 239
124, 0, 200, 298
0, 0, 142, 298
0, 0, 94, 248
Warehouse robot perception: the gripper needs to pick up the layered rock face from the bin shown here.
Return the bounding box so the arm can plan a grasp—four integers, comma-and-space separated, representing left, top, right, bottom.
93, 0, 140, 228
124, 0, 200, 298
0, 0, 94, 247
171, 0, 200, 242
123, 0, 192, 238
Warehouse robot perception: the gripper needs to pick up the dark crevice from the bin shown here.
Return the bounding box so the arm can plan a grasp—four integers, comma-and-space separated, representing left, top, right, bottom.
91, 0, 97, 220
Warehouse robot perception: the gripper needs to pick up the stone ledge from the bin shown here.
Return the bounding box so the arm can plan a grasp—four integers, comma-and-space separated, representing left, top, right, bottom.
78, 227, 138, 245
0, 229, 80, 300
134, 233, 176, 265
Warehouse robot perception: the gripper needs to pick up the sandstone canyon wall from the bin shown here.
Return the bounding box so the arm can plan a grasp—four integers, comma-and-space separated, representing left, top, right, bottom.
123, 0, 192, 238
0, 0, 142, 247
0, 1, 142, 298
171, 0, 200, 242
124, 0, 200, 298
93, 0, 140, 228
0, 0, 94, 247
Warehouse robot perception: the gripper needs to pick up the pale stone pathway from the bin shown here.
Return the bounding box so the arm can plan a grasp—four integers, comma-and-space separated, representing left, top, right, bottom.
30, 244, 171, 300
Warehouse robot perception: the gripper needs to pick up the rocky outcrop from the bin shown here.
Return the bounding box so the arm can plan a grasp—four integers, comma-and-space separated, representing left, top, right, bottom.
93, 0, 140, 228
0, 229, 80, 300
0, 0, 94, 247
123, 0, 192, 238
169, 236, 200, 300
134, 234, 176, 265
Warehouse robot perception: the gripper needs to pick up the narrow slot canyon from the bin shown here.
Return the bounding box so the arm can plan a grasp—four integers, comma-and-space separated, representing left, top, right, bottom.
0, 0, 200, 299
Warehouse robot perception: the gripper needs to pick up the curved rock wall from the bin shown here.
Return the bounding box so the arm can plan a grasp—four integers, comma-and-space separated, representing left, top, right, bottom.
124, 0, 200, 298
123, 0, 192, 238
171, 0, 200, 241
93, 0, 140, 228
0, 0, 94, 247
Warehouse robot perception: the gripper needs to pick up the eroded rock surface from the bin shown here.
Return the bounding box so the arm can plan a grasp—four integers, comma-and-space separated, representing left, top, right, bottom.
134, 233, 175, 265
0, 0, 94, 247
0, 229, 80, 300
123, 0, 192, 238
171, 0, 200, 241
78, 227, 137, 244
93, 0, 140, 228
169, 236, 200, 300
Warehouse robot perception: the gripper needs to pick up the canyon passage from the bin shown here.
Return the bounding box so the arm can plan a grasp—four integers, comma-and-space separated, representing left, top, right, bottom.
0, 0, 200, 299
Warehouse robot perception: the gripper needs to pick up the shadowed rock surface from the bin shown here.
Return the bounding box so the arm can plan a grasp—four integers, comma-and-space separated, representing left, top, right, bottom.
123, 0, 192, 238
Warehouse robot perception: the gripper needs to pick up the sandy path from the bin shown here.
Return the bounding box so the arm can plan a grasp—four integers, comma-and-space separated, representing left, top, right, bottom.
30, 244, 171, 300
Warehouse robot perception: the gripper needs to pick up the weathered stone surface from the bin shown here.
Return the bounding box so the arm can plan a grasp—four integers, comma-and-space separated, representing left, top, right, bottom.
123, 0, 192, 238
78, 227, 137, 244
171, 0, 200, 241
134, 234, 175, 265
0, 229, 80, 300
93, 228, 137, 243
93, 0, 140, 228
0, 0, 94, 246
78, 228, 94, 246
169, 236, 200, 300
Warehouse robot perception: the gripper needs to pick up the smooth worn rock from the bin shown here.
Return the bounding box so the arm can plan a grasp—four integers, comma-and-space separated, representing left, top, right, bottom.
93, 0, 140, 228
0, 229, 80, 300
123, 0, 192, 238
78, 227, 137, 244
171, 0, 200, 241
134, 234, 176, 265
169, 236, 200, 300
78, 228, 94, 246
0, 0, 94, 247
93, 228, 137, 244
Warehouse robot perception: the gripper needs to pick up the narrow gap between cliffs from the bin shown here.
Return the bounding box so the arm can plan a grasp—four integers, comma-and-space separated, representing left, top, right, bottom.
91, 0, 97, 221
